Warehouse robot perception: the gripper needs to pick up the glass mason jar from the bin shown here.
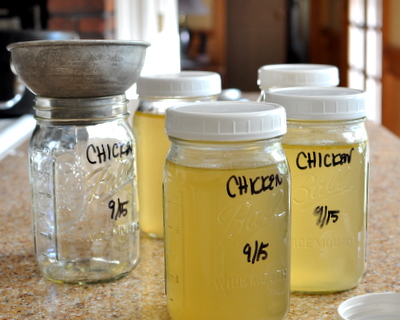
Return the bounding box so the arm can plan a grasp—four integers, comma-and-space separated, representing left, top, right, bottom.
265, 87, 369, 293
29, 95, 139, 284
133, 71, 221, 238
163, 101, 290, 320
257, 64, 339, 101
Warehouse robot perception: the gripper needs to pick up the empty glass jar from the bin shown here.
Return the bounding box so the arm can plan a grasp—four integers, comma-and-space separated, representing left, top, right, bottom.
30, 95, 139, 284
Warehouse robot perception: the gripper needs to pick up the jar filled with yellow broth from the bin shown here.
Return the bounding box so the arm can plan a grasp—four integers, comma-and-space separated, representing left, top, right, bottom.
133, 71, 221, 238
163, 101, 290, 320
265, 87, 368, 293
257, 64, 339, 101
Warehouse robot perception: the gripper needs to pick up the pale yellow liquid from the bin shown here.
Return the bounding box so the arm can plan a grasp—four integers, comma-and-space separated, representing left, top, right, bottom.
164, 161, 290, 320
284, 143, 368, 293
134, 111, 169, 238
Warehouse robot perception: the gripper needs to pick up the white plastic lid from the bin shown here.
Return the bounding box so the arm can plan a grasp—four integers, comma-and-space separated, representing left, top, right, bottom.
337, 292, 400, 320
137, 71, 222, 97
258, 64, 339, 90
165, 101, 286, 141
264, 87, 366, 121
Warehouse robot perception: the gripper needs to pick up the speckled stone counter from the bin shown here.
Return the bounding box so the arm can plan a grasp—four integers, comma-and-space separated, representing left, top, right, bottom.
0, 121, 399, 320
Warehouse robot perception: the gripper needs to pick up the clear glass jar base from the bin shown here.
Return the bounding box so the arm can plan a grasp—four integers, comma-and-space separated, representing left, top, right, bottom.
38, 258, 137, 284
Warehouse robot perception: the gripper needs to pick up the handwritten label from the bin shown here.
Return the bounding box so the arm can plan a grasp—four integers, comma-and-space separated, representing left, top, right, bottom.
296, 148, 354, 170
243, 240, 269, 264
314, 205, 339, 228
86, 142, 133, 165
109, 198, 129, 221
226, 174, 283, 198
216, 170, 288, 240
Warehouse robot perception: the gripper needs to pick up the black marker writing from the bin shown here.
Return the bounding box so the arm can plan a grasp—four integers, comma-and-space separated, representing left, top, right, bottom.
109, 198, 129, 221
87, 142, 133, 164
226, 174, 283, 198
314, 205, 339, 228
296, 148, 354, 170
243, 241, 269, 264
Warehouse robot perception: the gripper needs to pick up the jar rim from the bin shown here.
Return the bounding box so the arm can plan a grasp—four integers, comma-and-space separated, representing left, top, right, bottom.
34, 94, 128, 122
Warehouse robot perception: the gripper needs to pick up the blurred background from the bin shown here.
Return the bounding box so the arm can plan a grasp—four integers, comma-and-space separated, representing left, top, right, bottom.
1, 0, 399, 137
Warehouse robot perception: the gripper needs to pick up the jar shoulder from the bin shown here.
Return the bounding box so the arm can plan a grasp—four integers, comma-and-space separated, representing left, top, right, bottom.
166, 138, 288, 170
30, 120, 134, 151
283, 120, 368, 145
137, 95, 218, 114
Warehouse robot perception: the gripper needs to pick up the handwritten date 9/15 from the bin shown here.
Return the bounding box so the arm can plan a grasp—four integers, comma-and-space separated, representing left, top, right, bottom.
243, 241, 269, 264
314, 205, 339, 228
109, 198, 129, 221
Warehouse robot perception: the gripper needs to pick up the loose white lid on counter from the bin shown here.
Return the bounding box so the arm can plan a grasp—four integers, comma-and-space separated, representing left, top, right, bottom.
264, 87, 366, 121
136, 71, 222, 97
165, 101, 286, 141
258, 64, 339, 90
337, 292, 400, 320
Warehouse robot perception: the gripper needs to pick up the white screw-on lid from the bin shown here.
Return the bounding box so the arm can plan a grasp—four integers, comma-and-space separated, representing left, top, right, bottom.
137, 71, 222, 97
337, 292, 400, 320
264, 87, 366, 120
258, 64, 339, 90
165, 101, 286, 141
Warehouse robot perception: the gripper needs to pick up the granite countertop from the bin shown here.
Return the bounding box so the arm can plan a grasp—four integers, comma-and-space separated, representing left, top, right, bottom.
0, 120, 399, 320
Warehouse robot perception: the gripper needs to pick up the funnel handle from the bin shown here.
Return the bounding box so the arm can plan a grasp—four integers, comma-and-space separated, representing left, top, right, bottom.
0, 78, 25, 110
0, 57, 26, 110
